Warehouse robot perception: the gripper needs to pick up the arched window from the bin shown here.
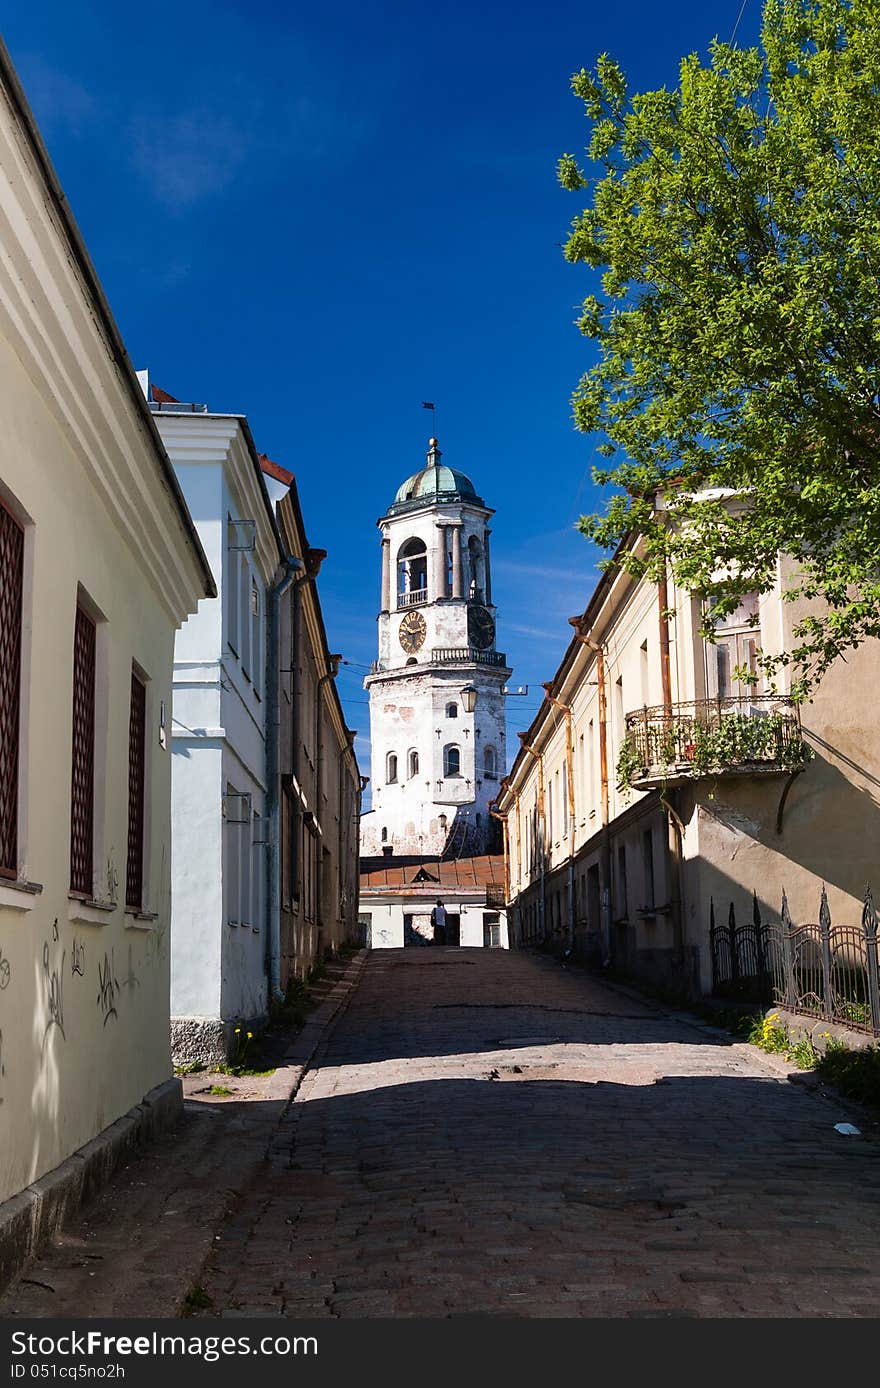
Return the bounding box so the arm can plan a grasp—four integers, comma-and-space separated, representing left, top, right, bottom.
386, 753, 398, 784
445, 702, 458, 718
408, 749, 419, 778
397, 537, 428, 607
467, 535, 483, 600
443, 744, 461, 777
438, 813, 447, 831
483, 745, 497, 779
381, 827, 388, 843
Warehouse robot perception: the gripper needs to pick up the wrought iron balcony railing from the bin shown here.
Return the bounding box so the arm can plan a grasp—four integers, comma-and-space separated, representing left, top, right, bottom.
398, 588, 428, 608
432, 647, 508, 667
619, 695, 809, 790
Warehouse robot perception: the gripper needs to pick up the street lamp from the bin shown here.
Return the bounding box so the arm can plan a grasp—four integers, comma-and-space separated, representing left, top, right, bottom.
461, 684, 478, 713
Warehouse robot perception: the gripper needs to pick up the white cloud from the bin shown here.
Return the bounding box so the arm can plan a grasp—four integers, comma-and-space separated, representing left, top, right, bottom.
131, 109, 250, 210
15, 54, 94, 138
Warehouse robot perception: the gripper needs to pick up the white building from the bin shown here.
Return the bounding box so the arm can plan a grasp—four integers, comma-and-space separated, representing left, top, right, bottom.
0, 40, 212, 1256
146, 388, 283, 1063
360, 439, 510, 858
359, 855, 509, 948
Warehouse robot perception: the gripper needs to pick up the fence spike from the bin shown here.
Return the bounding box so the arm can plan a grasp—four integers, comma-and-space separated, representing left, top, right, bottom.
781, 888, 792, 931
819, 884, 831, 935
863, 884, 878, 939
752, 890, 761, 930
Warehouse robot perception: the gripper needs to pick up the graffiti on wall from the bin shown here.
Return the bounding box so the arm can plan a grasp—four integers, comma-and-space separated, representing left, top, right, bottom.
42, 921, 66, 1046
96, 950, 120, 1027
71, 938, 86, 978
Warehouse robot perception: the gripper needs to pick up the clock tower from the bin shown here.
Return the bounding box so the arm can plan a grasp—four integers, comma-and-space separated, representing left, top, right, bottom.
360, 438, 511, 858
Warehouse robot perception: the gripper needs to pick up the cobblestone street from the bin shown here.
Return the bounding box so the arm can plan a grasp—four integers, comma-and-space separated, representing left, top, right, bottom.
5, 947, 880, 1319
200, 949, 880, 1318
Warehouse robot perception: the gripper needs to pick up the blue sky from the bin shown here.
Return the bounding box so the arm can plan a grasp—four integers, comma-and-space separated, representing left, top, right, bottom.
3, 0, 761, 784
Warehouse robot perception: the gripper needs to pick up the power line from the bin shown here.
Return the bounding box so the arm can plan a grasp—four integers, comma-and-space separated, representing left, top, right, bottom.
729, 0, 748, 45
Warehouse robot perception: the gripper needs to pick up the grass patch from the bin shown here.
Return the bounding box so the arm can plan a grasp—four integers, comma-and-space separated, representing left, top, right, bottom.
208, 1084, 233, 1097
214, 1062, 275, 1078
173, 1061, 206, 1076
269, 976, 311, 1029
181, 1284, 213, 1315
815, 1040, 880, 1109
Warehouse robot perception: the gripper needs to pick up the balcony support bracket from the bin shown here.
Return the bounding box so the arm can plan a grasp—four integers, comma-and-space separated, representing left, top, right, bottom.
775, 766, 804, 836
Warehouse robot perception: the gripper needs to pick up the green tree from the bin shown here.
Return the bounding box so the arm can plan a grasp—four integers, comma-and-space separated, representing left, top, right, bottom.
559, 0, 880, 698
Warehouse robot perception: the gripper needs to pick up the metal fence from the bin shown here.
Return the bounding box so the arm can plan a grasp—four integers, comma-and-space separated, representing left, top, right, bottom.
710, 885, 880, 1035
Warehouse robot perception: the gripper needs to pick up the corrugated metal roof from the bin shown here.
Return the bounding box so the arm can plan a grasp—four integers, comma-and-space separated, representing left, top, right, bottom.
359, 853, 504, 892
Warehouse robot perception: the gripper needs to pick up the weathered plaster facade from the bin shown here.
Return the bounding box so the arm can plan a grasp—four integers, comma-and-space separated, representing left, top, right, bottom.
0, 44, 212, 1215
359, 855, 508, 949
360, 440, 509, 857
273, 480, 362, 984
496, 531, 880, 998
150, 401, 282, 1063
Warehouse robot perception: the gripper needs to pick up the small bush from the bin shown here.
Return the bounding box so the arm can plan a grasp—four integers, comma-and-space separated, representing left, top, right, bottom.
816, 1040, 880, 1109
181, 1284, 213, 1315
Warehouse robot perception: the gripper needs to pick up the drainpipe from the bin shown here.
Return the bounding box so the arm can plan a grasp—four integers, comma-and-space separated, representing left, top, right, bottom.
266, 555, 305, 1002
517, 736, 546, 944
488, 802, 511, 947
314, 654, 342, 956
488, 803, 510, 903
543, 685, 577, 951
658, 557, 686, 970
499, 776, 522, 946
570, 618, 611, 964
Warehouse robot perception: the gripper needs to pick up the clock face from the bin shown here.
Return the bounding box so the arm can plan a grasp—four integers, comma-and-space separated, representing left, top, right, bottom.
467, 605, 495, 651
398, 609, 427, 654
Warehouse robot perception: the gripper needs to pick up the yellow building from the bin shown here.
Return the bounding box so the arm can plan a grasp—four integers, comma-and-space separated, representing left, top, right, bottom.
495, 530, 880, 998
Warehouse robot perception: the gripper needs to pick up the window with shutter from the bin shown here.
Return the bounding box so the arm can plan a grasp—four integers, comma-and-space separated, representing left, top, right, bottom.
0, 501, 23, 879
70, 603, 96, 894
126, 670, 146, 909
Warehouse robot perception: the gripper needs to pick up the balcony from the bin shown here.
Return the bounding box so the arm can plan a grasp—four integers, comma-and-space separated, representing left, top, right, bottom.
618, 696, 809, 791
398, 588, 428, 608
432, 647, 508, 668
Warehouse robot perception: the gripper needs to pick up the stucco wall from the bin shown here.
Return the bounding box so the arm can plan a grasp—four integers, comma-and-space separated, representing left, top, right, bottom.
0, 335, 182, 1206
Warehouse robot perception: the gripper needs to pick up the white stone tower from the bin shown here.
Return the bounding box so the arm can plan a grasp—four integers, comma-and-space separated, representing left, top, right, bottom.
360, 438, 510, 858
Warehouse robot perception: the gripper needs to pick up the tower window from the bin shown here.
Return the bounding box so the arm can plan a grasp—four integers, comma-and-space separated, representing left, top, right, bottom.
483, 745, 497, 779
445, 702, 458, 719
408, 749, 419, 778
443, 744, 461, 777
386, 753, 398, 784
397, 537, 428, 606
381, 827, 388, 843
467, 535, 483, 600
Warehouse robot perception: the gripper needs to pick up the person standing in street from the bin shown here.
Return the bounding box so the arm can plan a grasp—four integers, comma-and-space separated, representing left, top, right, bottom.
431, 899, 447, 946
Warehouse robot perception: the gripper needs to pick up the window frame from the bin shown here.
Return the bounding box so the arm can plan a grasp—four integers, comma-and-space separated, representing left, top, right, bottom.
70, 601, 97, 896
443, 743, 461, 778
0, 496, 24, 880
125, 665, 148, 911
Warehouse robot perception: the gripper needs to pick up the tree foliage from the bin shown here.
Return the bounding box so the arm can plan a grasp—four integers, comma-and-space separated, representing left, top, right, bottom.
559, 0, 880, 698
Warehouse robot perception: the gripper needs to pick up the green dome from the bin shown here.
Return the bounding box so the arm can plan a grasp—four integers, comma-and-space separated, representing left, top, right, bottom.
390, 439, 482, 511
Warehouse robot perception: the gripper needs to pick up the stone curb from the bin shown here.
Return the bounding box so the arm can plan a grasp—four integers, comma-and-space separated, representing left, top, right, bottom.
0, 1076, 182, 1294
260, 949, 369, 1119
